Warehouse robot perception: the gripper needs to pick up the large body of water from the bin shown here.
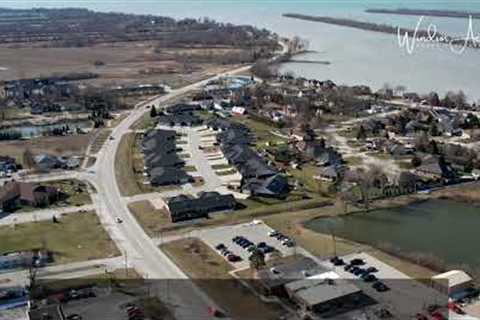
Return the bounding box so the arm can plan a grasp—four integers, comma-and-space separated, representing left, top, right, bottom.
306, 199, 480, 270
6, 0, 480, 101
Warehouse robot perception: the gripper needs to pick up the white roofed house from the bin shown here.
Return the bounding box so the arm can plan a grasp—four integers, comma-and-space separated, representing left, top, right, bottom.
431, 270, 475, 301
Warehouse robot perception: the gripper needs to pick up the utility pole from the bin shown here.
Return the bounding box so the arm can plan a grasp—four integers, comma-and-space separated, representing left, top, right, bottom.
124, 251, 128, 277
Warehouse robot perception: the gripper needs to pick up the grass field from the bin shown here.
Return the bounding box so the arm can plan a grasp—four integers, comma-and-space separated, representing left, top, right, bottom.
128, 200, 171, 237
0, 212, 119, 264
0, 134, 92, 165
161, 238, 285, 320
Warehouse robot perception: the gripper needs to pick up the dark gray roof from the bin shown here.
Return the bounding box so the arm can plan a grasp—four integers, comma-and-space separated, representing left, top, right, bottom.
149, 167, 192, 186
167, 193, 236, 222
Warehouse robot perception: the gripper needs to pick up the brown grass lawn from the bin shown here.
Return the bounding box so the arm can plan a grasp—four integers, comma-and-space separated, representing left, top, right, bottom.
89, 129, 112, 154
128, 200, 172, 237
0, 211, 119, 264
161, 238, 285, 320
115, 132, 142, 196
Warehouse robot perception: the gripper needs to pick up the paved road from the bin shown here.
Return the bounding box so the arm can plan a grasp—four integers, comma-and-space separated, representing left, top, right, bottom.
76, 64, 264, 319
0, 257, 124, 288
0, 204, 94, 226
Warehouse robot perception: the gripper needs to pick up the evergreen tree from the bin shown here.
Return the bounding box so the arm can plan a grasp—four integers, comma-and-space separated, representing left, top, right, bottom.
150, 105, 158, 118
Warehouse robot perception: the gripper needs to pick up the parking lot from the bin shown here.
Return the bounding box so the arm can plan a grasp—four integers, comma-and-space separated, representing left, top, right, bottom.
323, 253, 448, 319
197, 221, 297, 269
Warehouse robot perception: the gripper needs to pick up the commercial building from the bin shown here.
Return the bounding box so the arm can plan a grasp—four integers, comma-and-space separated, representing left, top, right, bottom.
255, 256, 326, 296
285, 274, 365, 316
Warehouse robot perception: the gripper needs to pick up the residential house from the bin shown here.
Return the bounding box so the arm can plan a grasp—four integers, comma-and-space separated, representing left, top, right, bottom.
304, 143, 342, 167
415, 157, 456, 181
34, 154, 63, 172
166, 192, 236, 222
315, 165, 344, 182
212, 119, 289, 198
0, 250, 49, 270
0, 181, 59, 212
142, 129, 192, 187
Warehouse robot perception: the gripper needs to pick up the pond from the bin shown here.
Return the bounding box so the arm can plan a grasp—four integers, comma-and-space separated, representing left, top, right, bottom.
0, 120, 92, 139
306, 199, 480, 269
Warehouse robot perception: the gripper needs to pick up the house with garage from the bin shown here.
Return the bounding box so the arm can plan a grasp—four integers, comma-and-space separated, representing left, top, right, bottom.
0, 181, 59, 212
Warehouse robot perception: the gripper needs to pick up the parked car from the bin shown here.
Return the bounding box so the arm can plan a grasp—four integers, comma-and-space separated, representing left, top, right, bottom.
330, 256, 345, 266
268, 230, 279, 237
216, 244, 226, 251
350, 258, 365, 266
227, 254, 242, 262
373, 281, 390, 292
365, 266, 378, 273
362, 274, 377, 282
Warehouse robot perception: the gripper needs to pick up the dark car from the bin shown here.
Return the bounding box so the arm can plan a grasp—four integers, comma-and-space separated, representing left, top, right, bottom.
353, 268, 365, 276
330, 256, 345, 266
350, 258, 365, 266
216, 244, 226, 251
344, 264, 353, 271
232, 236, 240, 243
257, 242, 267, 248
227, 254, 242, 262
350, 266, 360, 274
262, 246, 274, 254
366, 266, 378, 273
373, 281, 390, 292
362, 274, 377, 282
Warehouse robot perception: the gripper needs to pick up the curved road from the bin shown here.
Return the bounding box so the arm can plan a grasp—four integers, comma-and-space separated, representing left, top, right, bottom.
77, 65, 256, 319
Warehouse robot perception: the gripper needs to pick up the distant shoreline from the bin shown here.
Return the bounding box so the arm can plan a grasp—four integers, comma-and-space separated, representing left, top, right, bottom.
366, 8, 480, 19
282, 13, 478, 49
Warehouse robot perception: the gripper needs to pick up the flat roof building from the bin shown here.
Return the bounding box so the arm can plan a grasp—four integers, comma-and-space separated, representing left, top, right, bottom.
432, 270, 474, 298
285, 274, 368, 317
255, 256, 326, 296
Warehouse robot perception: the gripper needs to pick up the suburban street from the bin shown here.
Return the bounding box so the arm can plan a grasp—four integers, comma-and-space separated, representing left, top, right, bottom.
0, 42, 289, 319
0, 204, 94, 226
